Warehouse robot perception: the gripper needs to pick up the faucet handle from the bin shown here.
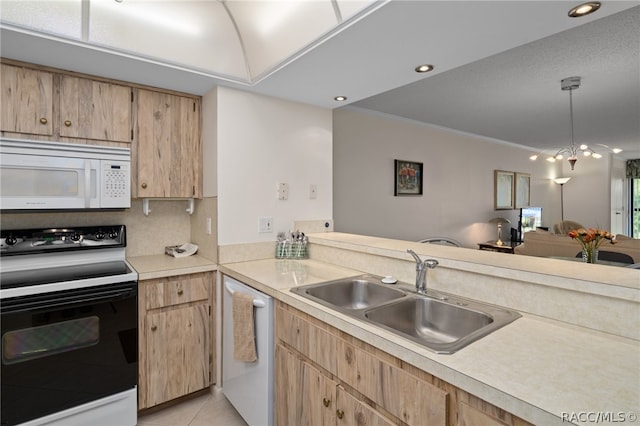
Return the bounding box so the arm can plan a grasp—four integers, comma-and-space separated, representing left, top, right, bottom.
425, 259, 439, 269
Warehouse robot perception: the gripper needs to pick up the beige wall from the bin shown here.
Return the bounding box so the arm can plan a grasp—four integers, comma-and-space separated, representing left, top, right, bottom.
213, 86, 334, 245
333, 107, 572, 248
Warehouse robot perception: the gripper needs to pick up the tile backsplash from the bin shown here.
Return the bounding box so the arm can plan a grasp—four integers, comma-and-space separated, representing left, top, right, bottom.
1, 197, 218, 259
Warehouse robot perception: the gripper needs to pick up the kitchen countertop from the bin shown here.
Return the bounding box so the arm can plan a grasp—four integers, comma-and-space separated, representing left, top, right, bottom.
127, 254, 217, 280
219, 258, 640, 426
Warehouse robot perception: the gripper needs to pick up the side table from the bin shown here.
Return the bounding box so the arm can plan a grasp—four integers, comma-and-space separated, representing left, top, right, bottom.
477, 240, 520, 254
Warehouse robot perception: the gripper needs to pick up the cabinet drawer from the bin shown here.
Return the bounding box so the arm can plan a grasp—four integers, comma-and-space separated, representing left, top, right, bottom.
337, 339, 447, 426
276, 304, 336, 375
145, 274, 209, 309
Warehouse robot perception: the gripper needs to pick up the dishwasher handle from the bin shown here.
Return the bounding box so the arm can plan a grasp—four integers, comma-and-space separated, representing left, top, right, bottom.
224, 282, 266, 308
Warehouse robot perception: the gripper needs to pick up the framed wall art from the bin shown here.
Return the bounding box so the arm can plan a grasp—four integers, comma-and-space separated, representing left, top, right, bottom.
515, 172, 531, 208
494, 170, 514, 210
394, 160, 423, 196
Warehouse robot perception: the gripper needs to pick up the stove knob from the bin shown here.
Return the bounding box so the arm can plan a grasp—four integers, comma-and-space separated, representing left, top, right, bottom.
96, 231, 106, 240
5, 234, 17, 246
108, 231, 118, 239
70, 233, 81, 242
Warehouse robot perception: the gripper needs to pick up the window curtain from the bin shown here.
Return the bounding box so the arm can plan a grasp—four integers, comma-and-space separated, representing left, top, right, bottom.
626, 159, 640, 178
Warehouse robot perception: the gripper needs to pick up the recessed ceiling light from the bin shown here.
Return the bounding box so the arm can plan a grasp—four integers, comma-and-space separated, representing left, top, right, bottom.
415, 64, 434, 73
568, 2, 601, 17
334, 96, 347, 101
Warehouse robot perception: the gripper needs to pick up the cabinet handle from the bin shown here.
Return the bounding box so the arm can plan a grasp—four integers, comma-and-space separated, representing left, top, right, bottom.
39, 117, 48, 125
64, 120, 72, 127
336, 409, 344, 420
151, 325, 157, 332
322, 398, 331, 408
141, 183, 147, 189
177, 289, 184, 296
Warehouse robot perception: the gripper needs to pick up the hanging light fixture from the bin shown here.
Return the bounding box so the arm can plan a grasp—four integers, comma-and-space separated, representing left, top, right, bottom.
551, 76, 598, 171
530, 76, 622, 166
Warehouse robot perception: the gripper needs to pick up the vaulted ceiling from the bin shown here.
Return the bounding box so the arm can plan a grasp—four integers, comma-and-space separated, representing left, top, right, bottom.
1, 1, 638, 158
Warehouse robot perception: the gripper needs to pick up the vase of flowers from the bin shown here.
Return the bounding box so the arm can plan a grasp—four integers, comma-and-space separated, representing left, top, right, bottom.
567, 228, 617, 264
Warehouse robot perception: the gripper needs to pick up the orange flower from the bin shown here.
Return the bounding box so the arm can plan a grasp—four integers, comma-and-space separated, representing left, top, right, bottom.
568, 227, 617, 256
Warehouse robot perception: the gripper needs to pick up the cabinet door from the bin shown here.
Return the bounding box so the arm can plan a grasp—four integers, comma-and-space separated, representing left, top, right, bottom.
1, 64, 53, 136
136, 89, 202, 198
275, 344, 336, 426
59, 75, 132, 143
145, 303, 210, 406
337, 340, 447, 426
336, 386, 394, 426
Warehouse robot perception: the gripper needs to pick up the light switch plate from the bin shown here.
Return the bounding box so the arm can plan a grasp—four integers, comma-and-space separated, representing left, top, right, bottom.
259, 216, 273, 233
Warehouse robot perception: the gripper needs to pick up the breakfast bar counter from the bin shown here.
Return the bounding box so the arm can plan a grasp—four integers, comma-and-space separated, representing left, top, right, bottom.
219, 233, 639, 426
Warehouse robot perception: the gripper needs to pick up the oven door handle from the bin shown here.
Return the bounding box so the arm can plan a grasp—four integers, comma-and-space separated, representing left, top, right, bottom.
1, 283, 137, 314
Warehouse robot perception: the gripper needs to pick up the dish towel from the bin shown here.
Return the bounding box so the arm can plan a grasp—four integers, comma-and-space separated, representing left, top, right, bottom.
232, 291, 258, 363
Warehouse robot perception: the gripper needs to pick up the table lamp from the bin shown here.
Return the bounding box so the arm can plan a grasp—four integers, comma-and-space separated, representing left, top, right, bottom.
489, 217, 511, 246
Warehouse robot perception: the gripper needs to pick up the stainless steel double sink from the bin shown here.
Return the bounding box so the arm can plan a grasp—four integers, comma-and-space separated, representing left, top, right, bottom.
290, 275, 521, 354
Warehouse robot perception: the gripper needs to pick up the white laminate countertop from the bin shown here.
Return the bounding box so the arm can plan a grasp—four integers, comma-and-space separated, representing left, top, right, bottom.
219, 258, 640, 426
127, 254, 217, 280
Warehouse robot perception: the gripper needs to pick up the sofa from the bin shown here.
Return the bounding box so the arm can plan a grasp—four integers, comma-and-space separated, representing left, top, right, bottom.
514, 228, 640, 263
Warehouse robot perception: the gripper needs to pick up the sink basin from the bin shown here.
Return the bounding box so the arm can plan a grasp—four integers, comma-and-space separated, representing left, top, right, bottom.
291, 276, 520, 354
290, 275, 406, 311
363, 296, 520, 354
364, 297, 492, 344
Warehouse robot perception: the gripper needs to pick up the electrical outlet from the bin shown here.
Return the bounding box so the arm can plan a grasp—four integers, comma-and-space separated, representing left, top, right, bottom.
310, 184, 317, 199
206, 217, 212, 235
277, 183, 289, 200
259, 216, 273, 233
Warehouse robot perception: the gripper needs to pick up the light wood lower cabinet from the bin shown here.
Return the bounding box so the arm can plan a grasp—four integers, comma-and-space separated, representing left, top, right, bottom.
276, 344, 392, 426
138, 272, 215, 409
275, 302, 533, 426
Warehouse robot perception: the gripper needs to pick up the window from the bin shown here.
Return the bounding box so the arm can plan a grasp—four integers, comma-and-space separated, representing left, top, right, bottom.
632, 178, 640, 238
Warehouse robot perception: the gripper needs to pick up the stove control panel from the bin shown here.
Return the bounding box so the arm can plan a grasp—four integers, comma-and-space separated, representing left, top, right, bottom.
0, 225, 126, 255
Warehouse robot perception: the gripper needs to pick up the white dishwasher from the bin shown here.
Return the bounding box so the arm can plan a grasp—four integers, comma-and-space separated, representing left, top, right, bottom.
222, 276, 274, 426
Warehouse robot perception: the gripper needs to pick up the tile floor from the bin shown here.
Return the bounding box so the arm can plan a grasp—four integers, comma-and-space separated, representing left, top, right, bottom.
137, 387, 247, 426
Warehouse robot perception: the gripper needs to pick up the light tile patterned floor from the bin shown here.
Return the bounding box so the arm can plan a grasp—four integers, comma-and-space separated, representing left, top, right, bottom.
137, 387, 248, 426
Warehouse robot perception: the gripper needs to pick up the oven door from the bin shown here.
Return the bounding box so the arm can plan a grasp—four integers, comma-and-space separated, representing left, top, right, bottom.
0, 282, 137, 426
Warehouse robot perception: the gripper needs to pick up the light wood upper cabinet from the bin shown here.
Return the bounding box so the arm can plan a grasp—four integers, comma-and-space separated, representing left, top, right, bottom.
59, 75, 132, 143
1, 64, 54, 136
135, 89, 202, 198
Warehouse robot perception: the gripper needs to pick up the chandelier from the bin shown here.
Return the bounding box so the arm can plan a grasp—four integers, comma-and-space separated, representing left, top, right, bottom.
553, 76, 598, 170
529, 76, 621, 170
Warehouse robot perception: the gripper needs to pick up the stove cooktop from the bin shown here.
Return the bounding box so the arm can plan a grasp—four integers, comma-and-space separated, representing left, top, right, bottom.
0, 225, 126, 256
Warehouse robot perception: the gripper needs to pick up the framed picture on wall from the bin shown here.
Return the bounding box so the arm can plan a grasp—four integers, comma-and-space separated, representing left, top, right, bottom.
494, 170, 514, 210
515, 172, 531, 208
394, 160, 423, 196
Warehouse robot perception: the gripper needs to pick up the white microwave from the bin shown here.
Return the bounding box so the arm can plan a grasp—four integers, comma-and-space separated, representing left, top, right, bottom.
0, 138, 131, 210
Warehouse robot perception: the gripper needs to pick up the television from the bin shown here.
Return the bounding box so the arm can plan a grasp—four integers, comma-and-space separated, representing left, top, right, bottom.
519, 207, 542, 240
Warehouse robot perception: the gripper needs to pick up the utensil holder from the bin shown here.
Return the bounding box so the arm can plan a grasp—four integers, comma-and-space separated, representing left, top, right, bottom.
276, 240, 308, 259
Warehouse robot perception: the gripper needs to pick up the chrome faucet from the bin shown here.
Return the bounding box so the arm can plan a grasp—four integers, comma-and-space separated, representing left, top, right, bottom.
407, 249, 439, 294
